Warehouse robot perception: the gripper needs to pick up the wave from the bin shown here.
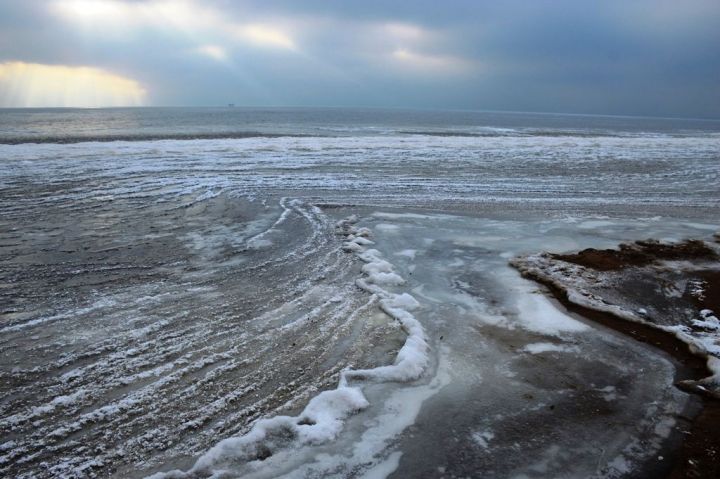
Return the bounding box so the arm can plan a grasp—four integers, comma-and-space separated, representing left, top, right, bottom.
0, 131, 318, 145
396, 129, 701, 139
3, 128, 718, 145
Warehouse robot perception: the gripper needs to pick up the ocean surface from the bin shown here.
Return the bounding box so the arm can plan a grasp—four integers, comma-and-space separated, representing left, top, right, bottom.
0, 107, 719, 478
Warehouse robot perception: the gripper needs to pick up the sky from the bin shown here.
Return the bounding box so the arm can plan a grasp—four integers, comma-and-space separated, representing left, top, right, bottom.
0, 0, 719, 118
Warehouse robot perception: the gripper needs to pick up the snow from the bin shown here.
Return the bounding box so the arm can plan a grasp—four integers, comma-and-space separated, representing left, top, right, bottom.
372, 212, 438, 220
471, 430, 495, 449
508, 271, 590, 336
1, 390, 88, 428
395, 249, 417, 260
357, 249, 406, 286
164, 386, 370, 478
246, 238, 273, 249
375, 224, 400, 233
522, 342, 579, 355
0, 297, 117, 334
383, 293, 421, 311
343, 219, 429, 383
512, 250, 720, 397
3, 117, 719, 478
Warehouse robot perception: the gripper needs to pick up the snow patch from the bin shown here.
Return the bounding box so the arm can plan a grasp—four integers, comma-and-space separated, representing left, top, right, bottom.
511, 277, 589, 336
375, 223, 400, 233
372, 212, 440, 220
395, 249, 417, 260
522, 342, 580, 355
173, 387, 370, 477
246, 237, 273, 249
511, 251, 720, 397
471, 430, 495, 449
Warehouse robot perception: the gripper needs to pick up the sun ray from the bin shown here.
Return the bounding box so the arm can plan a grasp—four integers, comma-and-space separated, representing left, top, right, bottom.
0, 62, 146, 107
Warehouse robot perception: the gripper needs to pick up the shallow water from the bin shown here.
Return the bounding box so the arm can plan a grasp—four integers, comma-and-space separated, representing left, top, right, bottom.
0, 109, 718, 478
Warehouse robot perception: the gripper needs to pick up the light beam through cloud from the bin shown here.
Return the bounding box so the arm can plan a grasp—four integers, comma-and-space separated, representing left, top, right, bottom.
391, 49, 477, 74
0, 62, 147, 107
192, 45, 229, 62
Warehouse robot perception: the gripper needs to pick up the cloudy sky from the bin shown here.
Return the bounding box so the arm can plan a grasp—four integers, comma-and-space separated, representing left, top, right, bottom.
0, 0, 719, 118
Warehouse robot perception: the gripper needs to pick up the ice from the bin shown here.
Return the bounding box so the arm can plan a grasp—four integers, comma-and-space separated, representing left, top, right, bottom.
147, 216, 431, 478
383, 293, 421, 311
395, 249, 417, 259
513, 244, 720, 397
372, 212, 438, 220
296, 387, 370, 444
357, 249, 406, 286
2, 126, 717, 477
577, 220, 617, 229
504, 270, 590, 336
340, 219, 429, 383
252, 348, 453, 479
164, 386, 370, 478
365, 271, 405, 286
375, 224, 400, 233
246, 238, 273, 249
692, 310, 719, 331
471, 430, 495, 449
596, 385, 618, 402
522, 342, 579, 355
358, 451, 402, 479
361, 259, 394, 274
351, 237, 374, 246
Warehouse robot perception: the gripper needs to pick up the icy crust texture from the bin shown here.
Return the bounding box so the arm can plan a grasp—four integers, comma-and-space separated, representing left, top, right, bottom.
511, 242, 720, 398
151, 217, 428, 478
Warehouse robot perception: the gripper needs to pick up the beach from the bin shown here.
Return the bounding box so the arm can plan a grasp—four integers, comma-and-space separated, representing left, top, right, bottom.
513, 238, 720, 478
1, 108, 719, 478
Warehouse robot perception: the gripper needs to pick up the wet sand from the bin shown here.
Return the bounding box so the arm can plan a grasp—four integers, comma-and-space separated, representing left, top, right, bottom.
512, 239, 720, 479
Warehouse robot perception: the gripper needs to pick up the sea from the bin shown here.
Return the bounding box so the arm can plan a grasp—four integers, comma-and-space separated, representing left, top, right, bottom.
0, 107, 718, 478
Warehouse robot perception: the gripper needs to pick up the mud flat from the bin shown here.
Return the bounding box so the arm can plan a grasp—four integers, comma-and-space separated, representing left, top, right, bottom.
512, 238, 720, 478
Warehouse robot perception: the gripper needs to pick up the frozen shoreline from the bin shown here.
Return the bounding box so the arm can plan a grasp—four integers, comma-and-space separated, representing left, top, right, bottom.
511, 239, 720, 398
511, 238, 720, 478
148, 215, 432, 478
4, 195, 715, 478
2, 119, 719, 478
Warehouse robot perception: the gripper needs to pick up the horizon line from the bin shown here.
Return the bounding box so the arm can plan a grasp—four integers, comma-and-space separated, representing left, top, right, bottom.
1, 105, 719, 122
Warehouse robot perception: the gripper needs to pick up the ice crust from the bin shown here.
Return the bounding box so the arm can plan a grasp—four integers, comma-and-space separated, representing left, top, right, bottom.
150, 216, 429, 478
522, 342, 580, 355
512, 250, 720, 397
151, 387, 369, 478
3, 127, 717, 479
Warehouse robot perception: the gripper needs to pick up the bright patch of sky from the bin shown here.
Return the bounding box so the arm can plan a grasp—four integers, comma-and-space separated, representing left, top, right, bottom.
0, 61, 146, 107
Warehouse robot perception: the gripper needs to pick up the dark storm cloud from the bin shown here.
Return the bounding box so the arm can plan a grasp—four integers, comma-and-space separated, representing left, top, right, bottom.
0, 0, 718, 117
